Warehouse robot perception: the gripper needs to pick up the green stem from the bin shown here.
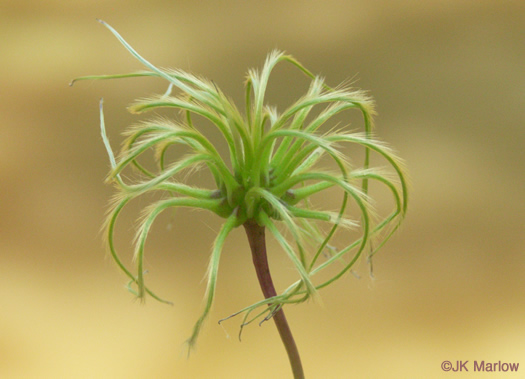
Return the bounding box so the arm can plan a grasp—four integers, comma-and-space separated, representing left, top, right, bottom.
243, 220, 305, 379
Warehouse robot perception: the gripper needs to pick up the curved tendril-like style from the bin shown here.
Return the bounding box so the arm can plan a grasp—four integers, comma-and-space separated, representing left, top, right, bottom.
73, 20, 408, 353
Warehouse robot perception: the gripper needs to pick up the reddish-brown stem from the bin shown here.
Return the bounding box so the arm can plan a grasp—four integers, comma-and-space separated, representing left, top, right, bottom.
243, 219, 305, 379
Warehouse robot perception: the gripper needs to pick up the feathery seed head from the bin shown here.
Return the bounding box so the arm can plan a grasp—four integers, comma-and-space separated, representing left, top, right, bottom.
72, 20, 408, 350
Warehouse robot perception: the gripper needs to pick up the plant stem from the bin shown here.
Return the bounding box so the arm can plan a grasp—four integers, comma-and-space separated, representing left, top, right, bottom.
243, 219, 305, 379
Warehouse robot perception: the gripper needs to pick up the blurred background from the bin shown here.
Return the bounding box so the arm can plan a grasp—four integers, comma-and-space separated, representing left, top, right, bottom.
1, 1, 524, 378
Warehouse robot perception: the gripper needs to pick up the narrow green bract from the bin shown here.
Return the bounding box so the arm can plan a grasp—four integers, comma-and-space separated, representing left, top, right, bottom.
73, 20, 408, 351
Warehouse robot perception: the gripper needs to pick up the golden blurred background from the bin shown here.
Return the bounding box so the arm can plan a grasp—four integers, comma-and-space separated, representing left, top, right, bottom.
1, 1, 524, 378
